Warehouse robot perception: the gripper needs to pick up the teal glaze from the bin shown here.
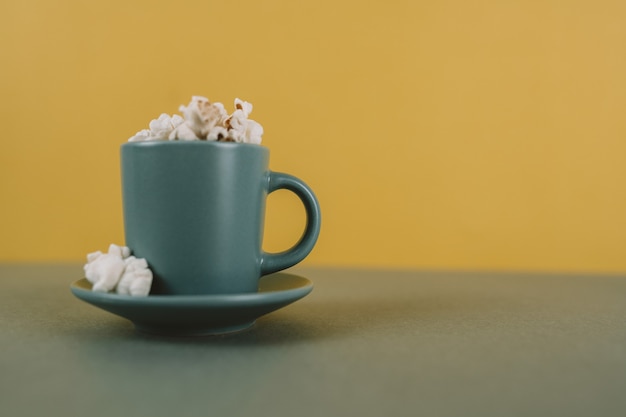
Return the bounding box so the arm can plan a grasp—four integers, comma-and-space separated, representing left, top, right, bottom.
70, 273, 313, 336
121, 141, 321, 295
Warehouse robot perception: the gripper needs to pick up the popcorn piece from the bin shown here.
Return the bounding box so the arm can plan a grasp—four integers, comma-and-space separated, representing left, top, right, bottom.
234, 97, 253, 117
84, 244, 129, 293
117, 256, 153, 297
86, 250, 103, 264
206, 126, 229, 141
83, 244, 152, 296
128, 96, 264, 144
128, 113, 184, 142
128, 129, 151, 142
149, 113, 184, 140
224, 98, 264, 144
179, 96, 228, 140
168, 121, 199, 140
243, 119, 264, 145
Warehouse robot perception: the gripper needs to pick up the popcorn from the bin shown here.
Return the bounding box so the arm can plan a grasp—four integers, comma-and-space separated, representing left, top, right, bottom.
117, 256, 153, 297
177, 96, 228, 139
149, 113, 184, 140
242, 119, 263, 144
84, 244, 129, 293
129, 129, 151, 142
168, 121, 199, 141
129, 114, 184, 142
129, 96, 264, 144
206, 126, 229, 141
83, 244, 153, 296
168, 123, 200, 140
224, 98, 264, 144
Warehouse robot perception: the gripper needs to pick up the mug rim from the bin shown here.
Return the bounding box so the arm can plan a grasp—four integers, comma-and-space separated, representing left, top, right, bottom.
121, 141, 268, 150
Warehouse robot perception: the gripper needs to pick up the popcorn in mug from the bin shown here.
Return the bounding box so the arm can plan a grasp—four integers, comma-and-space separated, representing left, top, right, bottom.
129, 96, 264, 144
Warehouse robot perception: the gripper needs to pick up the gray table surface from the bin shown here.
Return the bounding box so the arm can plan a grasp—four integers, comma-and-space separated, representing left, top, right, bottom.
1, 264, 625, 416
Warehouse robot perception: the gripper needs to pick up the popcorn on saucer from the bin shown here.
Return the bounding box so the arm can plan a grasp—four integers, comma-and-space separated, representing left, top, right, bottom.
117, 256, 152, 296
84, 244, 153, 296
129, 96, 263, 144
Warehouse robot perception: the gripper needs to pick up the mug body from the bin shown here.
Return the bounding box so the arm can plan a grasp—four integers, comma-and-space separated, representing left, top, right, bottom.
121, 141, 269, 295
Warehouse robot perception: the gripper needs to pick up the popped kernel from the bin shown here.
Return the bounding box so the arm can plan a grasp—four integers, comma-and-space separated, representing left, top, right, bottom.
129, 114, 183, 142
128, 96, 264, 144
84, 244, 153, 296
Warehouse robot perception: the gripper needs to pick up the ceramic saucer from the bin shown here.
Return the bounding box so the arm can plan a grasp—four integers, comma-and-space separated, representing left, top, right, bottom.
70, 272, 313, 336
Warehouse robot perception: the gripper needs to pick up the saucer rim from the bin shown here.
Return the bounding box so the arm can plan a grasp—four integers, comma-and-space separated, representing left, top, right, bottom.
69, 272, 313, 336
70, 272, 313, 306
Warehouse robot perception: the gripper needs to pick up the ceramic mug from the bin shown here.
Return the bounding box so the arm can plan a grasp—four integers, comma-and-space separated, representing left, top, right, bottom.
121, 141, 321, 295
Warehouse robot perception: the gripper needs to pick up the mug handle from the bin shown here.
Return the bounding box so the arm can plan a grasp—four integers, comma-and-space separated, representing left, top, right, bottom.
260, 172, 321, 276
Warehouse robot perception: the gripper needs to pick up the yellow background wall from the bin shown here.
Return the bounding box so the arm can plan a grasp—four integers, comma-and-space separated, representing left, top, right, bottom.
1, 0, 625, 273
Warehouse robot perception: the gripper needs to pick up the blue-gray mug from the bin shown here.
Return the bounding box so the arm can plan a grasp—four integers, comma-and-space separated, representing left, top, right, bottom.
121, 141, 321, 295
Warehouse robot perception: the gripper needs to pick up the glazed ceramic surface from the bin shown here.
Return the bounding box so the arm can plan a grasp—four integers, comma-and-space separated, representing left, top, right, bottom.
121, 141, 321, 295
70, 272, 313, 336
